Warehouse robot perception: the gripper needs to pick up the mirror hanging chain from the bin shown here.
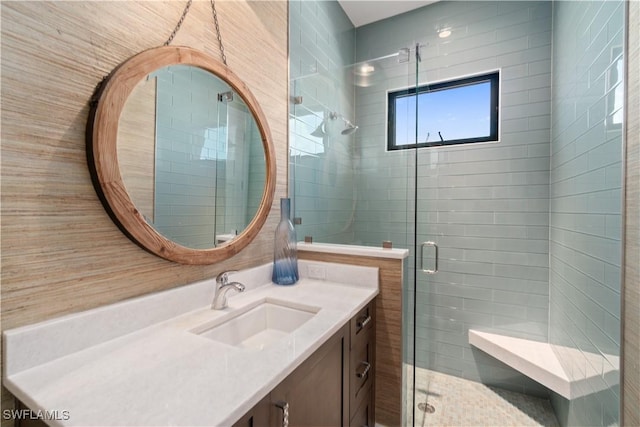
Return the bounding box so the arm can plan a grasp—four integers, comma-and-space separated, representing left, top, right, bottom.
210, 0, 227, 65
164, 0, 228, 66
163, 0, 192, 46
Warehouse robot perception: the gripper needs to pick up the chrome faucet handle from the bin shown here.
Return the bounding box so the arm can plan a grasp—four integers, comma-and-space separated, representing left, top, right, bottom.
215, 270, 238, 285
212, 281, 245, 310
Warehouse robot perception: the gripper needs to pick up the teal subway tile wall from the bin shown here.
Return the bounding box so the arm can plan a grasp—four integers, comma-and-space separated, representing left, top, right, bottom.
288, 1, 625, 425
355, 1, 553, 394
549, 1, 624, 425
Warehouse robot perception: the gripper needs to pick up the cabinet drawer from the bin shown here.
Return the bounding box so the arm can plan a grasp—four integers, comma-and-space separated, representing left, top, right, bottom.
350, 325, 373, 413
232, 395, 270, 427
350, 300, 375, 349
349, 387, 374, 427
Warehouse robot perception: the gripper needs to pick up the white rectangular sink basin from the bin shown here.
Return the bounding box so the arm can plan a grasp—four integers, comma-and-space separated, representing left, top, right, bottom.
192, 299, 320, 350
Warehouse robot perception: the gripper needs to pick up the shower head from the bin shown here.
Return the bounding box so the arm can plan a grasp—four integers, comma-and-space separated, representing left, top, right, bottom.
332, 112, 358, 135
341, 121, 358, 135
311, 111, 358, 137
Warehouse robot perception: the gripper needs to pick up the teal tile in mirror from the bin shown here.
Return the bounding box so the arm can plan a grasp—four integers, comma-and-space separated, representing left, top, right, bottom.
119, 64, 265, 250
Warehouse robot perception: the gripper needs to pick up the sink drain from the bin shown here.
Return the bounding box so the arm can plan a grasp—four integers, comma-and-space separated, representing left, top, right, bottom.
418, 402, 435, 413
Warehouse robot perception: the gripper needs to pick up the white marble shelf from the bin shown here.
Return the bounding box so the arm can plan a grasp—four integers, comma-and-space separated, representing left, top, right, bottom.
297, 241, 409, 260
469, 330, 619, 400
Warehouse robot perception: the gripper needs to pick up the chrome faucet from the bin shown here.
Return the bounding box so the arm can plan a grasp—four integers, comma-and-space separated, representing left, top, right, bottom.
212, 271, 245, 310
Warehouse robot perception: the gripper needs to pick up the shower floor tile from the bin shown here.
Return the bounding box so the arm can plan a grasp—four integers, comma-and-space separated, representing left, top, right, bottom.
407, 366, 560, 427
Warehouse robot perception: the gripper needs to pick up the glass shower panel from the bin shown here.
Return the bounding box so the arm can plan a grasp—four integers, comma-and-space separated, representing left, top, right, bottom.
351, 51, 414, 248
352, 46, 420, 425
288, 0, 356, 244
288, 81, 359, 243
404, 47, 421, 427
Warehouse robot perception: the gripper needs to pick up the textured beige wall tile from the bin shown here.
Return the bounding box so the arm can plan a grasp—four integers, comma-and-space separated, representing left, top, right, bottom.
0, 2, 287, 423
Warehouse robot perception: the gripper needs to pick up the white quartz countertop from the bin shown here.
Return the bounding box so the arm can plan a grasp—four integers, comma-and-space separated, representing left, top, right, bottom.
3, 261, 379, 427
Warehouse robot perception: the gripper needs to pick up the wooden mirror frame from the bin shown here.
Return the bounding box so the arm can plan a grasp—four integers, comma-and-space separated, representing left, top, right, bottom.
87, 46, 276, 264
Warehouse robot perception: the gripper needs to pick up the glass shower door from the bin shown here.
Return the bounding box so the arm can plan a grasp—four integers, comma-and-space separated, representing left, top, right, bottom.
396, 43, 432, 427
405, 43, 509, 425
410, 105, 443, 426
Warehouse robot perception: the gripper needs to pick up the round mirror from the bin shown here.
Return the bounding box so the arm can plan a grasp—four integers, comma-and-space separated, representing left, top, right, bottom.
87, 46, 276, 264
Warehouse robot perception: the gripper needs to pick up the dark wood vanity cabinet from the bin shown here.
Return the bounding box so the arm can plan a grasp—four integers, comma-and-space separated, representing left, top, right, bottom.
270, 323, 350, 426
234, 298, 376, 427
349, 301, 375, 426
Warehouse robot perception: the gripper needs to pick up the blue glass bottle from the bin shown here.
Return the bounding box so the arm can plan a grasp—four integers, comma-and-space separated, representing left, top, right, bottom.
272, 198, 299, 285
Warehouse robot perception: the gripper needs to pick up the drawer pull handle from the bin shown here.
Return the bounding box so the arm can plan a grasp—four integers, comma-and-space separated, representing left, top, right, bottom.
357, 314, 372, 329
356, 361, 371, 379
274, 401, 289, 427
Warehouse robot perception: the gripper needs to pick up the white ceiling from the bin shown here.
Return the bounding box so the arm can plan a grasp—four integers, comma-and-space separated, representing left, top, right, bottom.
337, 0, 438, 27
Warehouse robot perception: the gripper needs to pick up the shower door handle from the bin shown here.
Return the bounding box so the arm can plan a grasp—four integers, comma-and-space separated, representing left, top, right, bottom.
420, 241, 438, 274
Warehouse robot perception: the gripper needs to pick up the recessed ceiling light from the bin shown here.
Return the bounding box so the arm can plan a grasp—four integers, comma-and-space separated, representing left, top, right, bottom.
360, 64, 375, 75
438, 27, 452, 38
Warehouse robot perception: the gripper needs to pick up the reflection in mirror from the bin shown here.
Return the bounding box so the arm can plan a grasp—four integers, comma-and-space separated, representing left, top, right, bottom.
117, 65, 266, 249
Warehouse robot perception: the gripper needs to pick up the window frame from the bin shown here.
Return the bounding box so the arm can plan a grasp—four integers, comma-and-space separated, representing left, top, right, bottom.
387, 71, 500, 151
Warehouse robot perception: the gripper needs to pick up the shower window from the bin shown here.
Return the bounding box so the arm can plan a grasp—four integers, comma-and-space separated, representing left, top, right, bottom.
387, 71, 499, 150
